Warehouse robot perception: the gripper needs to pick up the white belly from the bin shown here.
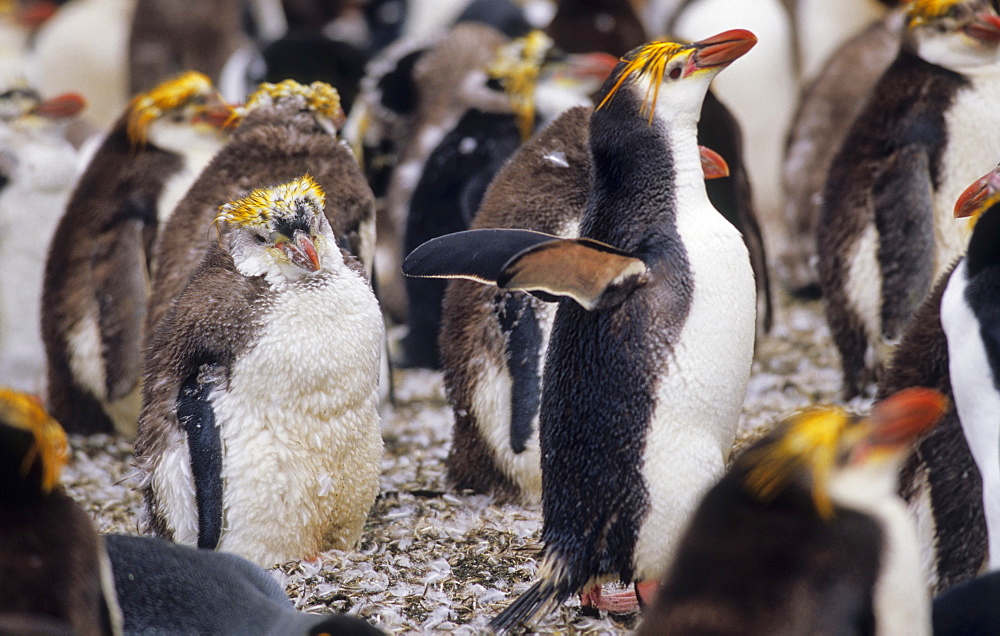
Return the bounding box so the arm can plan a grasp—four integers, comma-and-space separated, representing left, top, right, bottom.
174, 269, 383, 567
633, 210, 756, 580
941, 261, 1000, 569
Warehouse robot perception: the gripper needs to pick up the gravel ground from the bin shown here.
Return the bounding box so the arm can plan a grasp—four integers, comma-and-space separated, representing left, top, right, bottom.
62, 293, 871, 634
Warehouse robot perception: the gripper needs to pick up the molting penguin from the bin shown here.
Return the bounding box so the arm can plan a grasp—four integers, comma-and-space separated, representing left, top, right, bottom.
0, 88, 85, 395
136, 175, 384, 568
779, 9, 903, 297
41, 72, 234, 436
0, 387, 122, 634
146, 79, 374, 338
405, 30, 757, 627
438, 106, 731, 504
640, 388, 943, 635
817, 0, 1000, 399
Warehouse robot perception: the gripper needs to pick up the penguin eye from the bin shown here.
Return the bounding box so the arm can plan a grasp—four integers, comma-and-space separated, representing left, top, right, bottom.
253, 233, 267, 245
669, 66, 682, 80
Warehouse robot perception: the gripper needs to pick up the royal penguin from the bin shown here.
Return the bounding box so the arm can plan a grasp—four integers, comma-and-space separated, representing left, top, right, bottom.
0, 88, 85, 395
103, 534, 383, 635
792, 0, 894, 82
0, 386, 122, 634
640, 388, 943, 635
779, 8, 903, 297
438, 106, 731, 504
136, 175, 384, 567
405, 30, 758, 625
818, 0, 1000, 399
145, 79, 374, 338
41, 72, 234, 437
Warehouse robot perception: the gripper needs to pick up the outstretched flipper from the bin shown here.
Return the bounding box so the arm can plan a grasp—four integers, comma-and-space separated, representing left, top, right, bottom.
403, 228, 649, 310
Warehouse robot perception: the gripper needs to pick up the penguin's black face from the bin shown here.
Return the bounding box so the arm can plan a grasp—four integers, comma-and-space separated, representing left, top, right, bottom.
907, 0, 1000, 69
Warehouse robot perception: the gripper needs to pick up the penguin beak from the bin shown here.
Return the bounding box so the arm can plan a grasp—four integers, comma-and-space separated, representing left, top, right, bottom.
955, 165, 1000, 218
200, 95, 241, 131
30, 93, 87, 119
282, 232, 322, 272
698, 145, 730, 180
689, 29, 758, 75
561, 52, 620, 83
965, 9, 1000, 44
851, 388, 947, 464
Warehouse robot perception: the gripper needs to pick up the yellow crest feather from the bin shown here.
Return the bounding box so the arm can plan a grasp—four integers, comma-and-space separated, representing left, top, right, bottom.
596, 41, 689, 123
0, 387, 68, 493
907, 0, 963, 27
489, 30, 553, 141
127, 71, 214, 146
216, 174, 326, 230
244, 80, 345, 128
742, 407, 851, 520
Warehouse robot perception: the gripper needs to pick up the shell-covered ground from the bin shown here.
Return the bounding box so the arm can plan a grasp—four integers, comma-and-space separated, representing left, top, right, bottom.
63, 293, 867, 634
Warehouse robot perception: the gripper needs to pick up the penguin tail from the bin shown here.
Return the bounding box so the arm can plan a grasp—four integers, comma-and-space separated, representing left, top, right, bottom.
489, 579, 562, 634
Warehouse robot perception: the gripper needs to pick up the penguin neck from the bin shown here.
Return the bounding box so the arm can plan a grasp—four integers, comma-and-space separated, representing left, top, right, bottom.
583, 95, 706, 252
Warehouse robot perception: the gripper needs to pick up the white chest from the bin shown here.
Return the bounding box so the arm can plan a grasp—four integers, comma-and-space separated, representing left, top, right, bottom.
935, 78, 1000, 274
203, 270, 384, 566
155, 147, 218, 225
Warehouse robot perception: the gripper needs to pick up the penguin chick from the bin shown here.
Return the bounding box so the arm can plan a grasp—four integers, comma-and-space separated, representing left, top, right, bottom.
137, 175, 384, 568
41, 71, 235, 436
641, 388, 944, 636
406, 30, 758, 627
146, 79, 374, 338
0, 88, 85, 395
104, 534, 383, 635
817, 0, 1000, 399
0, 387, 122, 635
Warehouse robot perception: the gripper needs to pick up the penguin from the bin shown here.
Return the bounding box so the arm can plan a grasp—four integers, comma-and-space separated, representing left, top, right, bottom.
0, 88, 85, 395
41, 71, 234, 436
0, 386, 122, 635
639, 388, 943, 635
932, 570, 1000, 635
103, 534, 384, 635
438, 106, 732, 504
792, 0, 893, 83
779, 8, 903, 297
818, 0, 1000, 399
145, 79, 375, 338
404, 30, 758, 625
136, 175, 384, 567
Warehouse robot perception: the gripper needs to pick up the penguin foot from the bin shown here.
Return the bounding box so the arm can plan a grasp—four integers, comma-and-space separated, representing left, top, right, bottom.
579, 584, 639, 614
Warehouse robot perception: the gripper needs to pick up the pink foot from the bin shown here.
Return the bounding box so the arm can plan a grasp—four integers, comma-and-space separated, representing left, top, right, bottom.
635, 580, 660, 608
579, 584, 640, 614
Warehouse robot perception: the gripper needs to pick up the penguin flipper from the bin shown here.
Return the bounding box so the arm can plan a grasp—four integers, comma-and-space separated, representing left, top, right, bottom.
402, 228, 564, 284
872, 146, 935, 342
176, 363, 225, 550
497, 238, 649, 310
94, 219, 150, 400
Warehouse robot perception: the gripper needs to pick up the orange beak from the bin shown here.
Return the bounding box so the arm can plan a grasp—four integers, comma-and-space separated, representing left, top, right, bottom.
688, 29, 758, 76
965, 9, 1000, 43
858, 387, 947, 457
30, 93, 86, 119
282, 232, 322, 272
955, 165, 1000, 219
698, 145, 730, 180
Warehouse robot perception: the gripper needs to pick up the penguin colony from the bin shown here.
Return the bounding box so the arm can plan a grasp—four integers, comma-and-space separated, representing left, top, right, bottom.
5, 0, 1000, 633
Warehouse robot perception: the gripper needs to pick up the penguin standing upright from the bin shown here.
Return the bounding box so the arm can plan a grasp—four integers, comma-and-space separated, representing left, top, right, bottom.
405, 30, 757, 626
146, 79, 374, 337
818, 0, 1000, 398
0, 387, 122, 635
640, 388, 943, 635
41, 72, 234, 436
943, 164, 1000, 574
137, 175, 384, 567
0, 88, 85, 395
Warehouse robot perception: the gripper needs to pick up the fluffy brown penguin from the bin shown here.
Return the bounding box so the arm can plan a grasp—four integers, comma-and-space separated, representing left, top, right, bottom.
407, 30, 758, 627
137, 175, 384, 567
641, 388, 944, 635
780, 8, 903, 297
41, 72, 234, 436
0, 387, 122, 635
146, 79, 375, 337
817, 0, 1000, 399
